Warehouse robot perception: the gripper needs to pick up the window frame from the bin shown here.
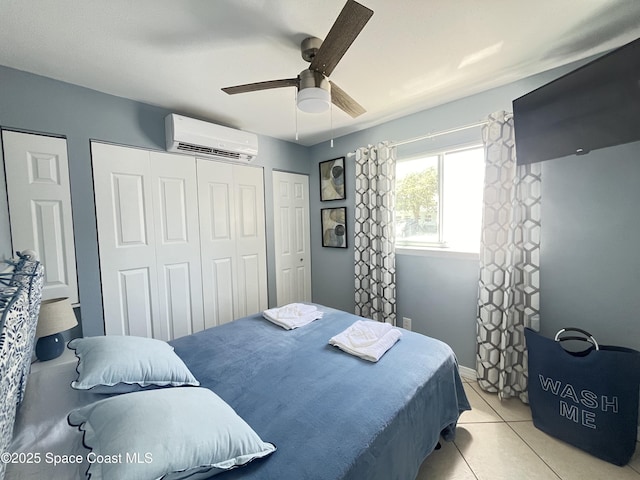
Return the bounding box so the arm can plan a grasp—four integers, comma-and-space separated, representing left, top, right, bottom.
395, 142, 484, 254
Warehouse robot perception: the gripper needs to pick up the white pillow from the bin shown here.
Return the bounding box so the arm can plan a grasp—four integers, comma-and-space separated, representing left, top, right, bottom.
68, 336, 199, 393
68, 387, 277, 480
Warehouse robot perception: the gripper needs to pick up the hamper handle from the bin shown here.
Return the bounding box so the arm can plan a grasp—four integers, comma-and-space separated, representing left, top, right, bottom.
554, 327, 599, 350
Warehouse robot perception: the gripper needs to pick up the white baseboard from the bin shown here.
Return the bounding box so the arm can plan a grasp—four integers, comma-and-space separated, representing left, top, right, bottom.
458, 365, 476, 382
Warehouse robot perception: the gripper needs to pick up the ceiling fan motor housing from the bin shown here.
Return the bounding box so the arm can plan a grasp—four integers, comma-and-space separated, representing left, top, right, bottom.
299, 69, 330, 92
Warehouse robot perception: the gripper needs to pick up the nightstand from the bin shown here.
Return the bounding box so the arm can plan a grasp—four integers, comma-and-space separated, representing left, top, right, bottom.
30, 344, 77, 373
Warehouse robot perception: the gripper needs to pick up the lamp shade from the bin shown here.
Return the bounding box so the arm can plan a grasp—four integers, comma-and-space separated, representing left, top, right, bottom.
36, 297, 78, 338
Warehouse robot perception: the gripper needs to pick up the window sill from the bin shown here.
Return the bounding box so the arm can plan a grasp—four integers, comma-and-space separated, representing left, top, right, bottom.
395, 246, 479, 260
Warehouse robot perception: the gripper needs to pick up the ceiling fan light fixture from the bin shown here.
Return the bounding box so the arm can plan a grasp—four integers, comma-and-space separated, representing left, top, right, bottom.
297, 87, 331, 113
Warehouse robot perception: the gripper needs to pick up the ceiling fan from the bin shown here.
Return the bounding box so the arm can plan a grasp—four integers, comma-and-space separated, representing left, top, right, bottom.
222, 0, 374, 118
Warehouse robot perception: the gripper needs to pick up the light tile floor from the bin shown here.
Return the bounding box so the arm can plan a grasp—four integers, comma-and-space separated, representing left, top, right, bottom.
417, 378, 640, 480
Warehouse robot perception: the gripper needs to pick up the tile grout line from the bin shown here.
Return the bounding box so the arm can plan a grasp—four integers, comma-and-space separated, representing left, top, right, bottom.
467, 381, 510, 423
452, 439, 481, 480
466, 381, 563, 479
457, 381, 512, 479
505, 420, 563, 480
630, 445, 640, 476
456, 382, 496, 479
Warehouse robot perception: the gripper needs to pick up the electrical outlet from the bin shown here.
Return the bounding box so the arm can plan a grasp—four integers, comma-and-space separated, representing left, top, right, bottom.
402, 317, 412, 331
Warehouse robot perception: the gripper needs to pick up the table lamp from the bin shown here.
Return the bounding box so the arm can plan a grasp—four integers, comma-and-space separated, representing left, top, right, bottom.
35, 297, 78, 361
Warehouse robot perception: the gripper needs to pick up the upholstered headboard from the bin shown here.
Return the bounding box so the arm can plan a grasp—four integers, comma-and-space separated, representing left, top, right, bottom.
0, 252, 44, 480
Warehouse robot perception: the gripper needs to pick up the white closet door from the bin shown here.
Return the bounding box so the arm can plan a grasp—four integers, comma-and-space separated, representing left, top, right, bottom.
2, 130, 78, 303
197, 161, 238, 327
150, 151, 204, 339
197, 160, 267, 326
272, 171, 311, 306
92, 142, 160, 338
233, 165, 268, 317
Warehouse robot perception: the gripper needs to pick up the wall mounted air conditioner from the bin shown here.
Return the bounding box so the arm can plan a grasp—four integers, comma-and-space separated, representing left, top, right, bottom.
165, 113, 258, 162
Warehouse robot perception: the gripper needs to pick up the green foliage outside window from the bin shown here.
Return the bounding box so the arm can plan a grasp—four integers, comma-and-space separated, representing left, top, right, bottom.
396, 167, 438, 221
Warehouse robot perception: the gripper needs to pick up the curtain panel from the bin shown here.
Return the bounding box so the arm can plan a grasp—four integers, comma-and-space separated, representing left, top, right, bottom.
353, 143, 397, 325
476, 111, 542, 402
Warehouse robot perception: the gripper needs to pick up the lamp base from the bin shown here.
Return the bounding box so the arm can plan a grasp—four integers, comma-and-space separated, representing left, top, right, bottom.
36, 333, 65, 361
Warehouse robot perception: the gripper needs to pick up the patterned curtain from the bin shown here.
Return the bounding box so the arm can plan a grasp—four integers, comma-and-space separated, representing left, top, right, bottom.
476, 111, 542, 402
354, 143, 397, 325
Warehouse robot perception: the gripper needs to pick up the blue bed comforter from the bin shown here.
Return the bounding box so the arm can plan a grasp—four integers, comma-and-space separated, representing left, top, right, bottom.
169, 305, 470, 480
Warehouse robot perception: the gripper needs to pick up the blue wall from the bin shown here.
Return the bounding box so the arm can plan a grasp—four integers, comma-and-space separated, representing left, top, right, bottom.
539, 141, 640, 348
308, 60, 640, 368
2, 60, 639, 369
0, 65, 310, 337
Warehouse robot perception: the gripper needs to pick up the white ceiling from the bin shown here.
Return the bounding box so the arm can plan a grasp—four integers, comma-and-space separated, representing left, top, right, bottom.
1, 0, 639, 146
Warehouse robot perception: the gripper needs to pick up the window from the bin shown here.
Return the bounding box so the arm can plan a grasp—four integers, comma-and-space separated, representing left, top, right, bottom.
395, 145, 485, 253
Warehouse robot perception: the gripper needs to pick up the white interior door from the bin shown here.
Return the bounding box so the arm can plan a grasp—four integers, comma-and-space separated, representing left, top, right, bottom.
272, 171, 311, 306
93, 143, 268, 335
92, 142, 160, 338
233, 165, 268, 317
93, 144, 206, 340
197, 160, 267, 326
2, 130, 78, 303
197, 160, 237, 327
149, 151, 204, 339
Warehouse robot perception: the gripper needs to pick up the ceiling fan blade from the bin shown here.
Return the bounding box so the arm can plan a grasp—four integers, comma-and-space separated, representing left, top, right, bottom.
330, 81, 366, 118
310, 0, 373, 77
222, 78, 299, 95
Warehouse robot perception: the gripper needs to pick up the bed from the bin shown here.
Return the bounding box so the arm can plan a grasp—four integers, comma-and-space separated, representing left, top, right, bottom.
4, 304, 470, 480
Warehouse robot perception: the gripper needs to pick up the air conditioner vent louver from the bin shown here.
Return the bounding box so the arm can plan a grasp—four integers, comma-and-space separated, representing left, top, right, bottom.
176, 143, 241, 160
165, 114, 258, 163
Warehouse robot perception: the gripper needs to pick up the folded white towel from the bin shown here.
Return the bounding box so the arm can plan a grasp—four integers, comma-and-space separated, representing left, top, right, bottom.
263, 303, 323, 330
329, 320, 402, 362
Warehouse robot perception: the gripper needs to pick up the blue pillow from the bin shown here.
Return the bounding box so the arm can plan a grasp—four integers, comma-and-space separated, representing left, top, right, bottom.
68, 387, 276, 480
68, 336, 199, 393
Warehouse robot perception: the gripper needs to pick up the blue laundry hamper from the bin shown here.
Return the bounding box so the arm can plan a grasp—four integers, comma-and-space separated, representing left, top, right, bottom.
525, 327, 640, 466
